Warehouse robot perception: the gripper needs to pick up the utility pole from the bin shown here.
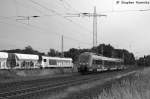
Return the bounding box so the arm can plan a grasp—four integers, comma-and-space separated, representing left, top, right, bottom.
93, 6, 97, 47
102, 44, 104, 67
66, 6, 107, 48
61, 35, 64, 57
122, 52, 125, 65
101, 44, 104, 56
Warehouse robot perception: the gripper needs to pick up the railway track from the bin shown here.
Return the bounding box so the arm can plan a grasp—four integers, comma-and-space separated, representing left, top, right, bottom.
0, 73, 80, 93
0, 74, 106, 99
0, 69, 138, 99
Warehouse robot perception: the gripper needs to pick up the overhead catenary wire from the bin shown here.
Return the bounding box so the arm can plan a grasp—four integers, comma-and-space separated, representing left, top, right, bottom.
0, 8, 91, 47
59, 0, 93, 27
56, 0, 71, 12
63, 35, 92, 46
0, 1, 92, 47
2, 0, 150, 51
0, 17, 92, 47
14, 0, 45, 15
0, 10, 91, 35
59, 0, 79, 13
28, 0, 92, 33
3, 0, 147, 34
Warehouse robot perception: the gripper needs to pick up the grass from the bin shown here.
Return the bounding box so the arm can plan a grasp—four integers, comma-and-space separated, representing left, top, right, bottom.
0, 67, 78, 83
95, 67, 150, 99
44, 69, 137, 99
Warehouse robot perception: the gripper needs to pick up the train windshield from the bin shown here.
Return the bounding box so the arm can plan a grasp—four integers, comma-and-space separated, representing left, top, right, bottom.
79, 54, 90, 63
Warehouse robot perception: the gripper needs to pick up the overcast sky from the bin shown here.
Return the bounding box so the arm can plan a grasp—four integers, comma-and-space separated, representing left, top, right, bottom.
0, 0, 150, 57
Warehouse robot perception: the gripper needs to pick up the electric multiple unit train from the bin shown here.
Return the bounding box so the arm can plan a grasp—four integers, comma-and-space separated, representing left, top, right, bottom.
77, 52, 124, 73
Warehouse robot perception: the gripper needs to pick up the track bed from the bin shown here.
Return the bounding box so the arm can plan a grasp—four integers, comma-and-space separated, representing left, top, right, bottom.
0, 67, 143, 99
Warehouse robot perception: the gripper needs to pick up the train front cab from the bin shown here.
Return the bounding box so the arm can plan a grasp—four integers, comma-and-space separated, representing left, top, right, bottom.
78, 63, 89, 73
78, 54, 91, 73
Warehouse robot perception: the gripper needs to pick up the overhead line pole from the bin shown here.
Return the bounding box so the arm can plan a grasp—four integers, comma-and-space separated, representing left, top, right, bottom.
93, 6, 97, 47
66, 6, 107, 48
92, 6, 107, 47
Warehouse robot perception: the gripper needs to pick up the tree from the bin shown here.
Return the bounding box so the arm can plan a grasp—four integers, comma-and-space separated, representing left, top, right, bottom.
23, 45, 34, 54
64, 48, 80, 63
47, 49, 61, 57
0, 43, 136, 65
137, 55, 150, 66
1, 45, 45, 55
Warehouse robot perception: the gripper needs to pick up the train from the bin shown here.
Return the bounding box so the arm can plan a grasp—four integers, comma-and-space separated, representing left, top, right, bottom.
0, 52, 73, 69
77, 52, 125, 73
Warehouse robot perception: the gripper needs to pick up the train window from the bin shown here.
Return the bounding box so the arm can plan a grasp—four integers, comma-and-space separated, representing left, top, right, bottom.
79, 54, 90, 62
105, 61, 111, 65
60, 60, 63, 66
97, 60, 102, 65
62, 60, 65, 65
57, 60, 59, 66
67, 61, 69, 65
92, 60, 96, 65
44, 59, 47, 62
92, 60, 102, 65
49, 60, 51, 65
105, 61, 109, 65
49, 59, 57, 65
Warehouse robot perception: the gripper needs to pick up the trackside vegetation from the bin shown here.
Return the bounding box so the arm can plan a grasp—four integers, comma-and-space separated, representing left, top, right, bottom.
1, 44, 136, 65
1, 44, 149, 67
94, 67, 150, 99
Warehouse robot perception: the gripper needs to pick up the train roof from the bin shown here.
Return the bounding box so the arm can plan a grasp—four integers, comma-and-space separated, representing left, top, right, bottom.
15, 53, 39, 60
42, 56, 72, 61
92, 54, 123, 62
81, 52, 123, 62
0, 52, 8, 59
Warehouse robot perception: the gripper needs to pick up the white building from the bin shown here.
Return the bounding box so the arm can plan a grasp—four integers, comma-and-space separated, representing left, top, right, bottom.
0, 52, 8, 69
14, 53, 39, 69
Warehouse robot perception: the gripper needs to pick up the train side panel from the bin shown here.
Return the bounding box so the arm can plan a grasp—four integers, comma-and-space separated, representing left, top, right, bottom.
41, 56, 73, 68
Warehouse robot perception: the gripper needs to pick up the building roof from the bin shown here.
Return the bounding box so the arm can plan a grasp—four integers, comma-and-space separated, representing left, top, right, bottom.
15, 53, 39, 60
0, 52, 8, 59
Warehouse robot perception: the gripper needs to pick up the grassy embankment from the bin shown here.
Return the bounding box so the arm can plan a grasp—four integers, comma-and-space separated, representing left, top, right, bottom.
0, 66, 78, 83
95, 67, 150, 99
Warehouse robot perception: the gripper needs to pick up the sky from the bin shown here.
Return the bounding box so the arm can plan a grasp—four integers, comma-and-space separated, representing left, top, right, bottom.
0, 0, 150, 57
